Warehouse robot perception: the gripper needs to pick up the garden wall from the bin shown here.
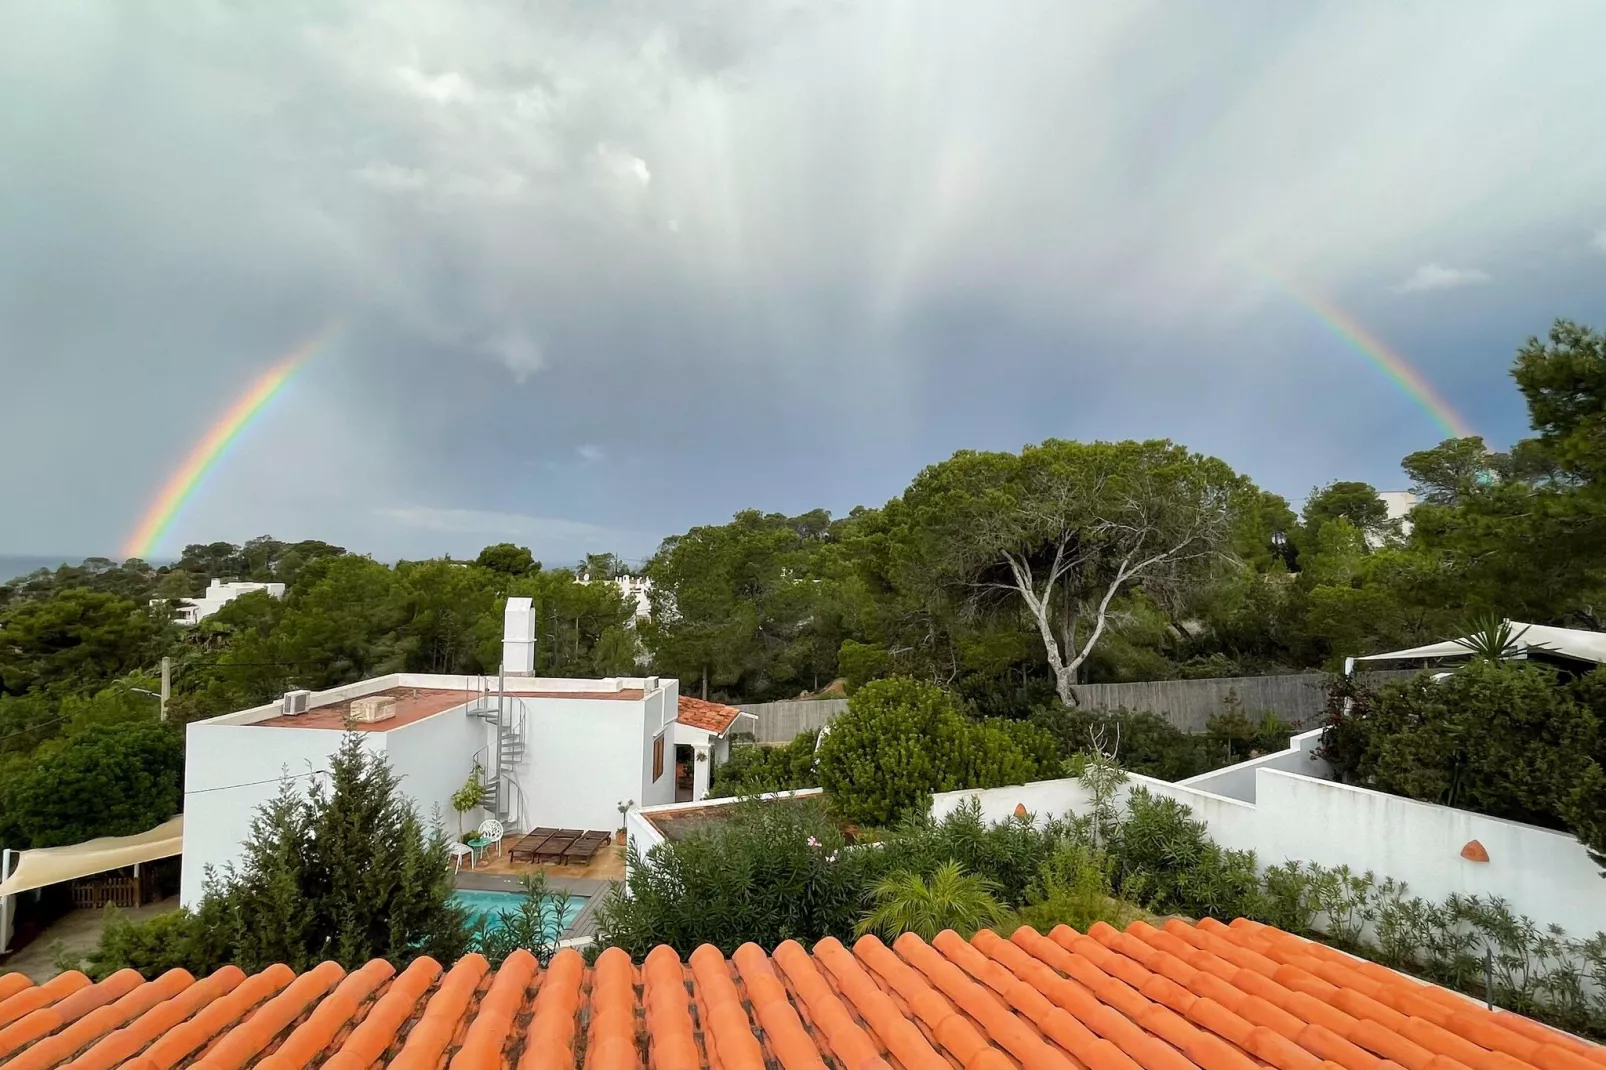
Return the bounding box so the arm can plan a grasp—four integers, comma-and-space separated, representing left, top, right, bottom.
1175, 728, 1331, 802
932, 755, 1606, 937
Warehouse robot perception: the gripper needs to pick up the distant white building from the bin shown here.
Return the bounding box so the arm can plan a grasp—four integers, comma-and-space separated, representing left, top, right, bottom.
1372, 490, 1419, 546
153, 578, 286, 625
578, 573, 653, 620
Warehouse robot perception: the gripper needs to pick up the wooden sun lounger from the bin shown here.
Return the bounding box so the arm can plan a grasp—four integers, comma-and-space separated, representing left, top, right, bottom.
560, 831, 612, 865
508, 827, 560, 864
534, 829, 582, 863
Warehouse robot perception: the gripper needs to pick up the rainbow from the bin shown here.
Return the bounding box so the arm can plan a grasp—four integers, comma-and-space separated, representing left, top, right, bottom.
1259, 273, 1475, 441
121, 326, 334, 560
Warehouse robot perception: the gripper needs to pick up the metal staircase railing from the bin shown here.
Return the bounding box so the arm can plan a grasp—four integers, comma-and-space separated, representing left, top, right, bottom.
468, 671, 527, 831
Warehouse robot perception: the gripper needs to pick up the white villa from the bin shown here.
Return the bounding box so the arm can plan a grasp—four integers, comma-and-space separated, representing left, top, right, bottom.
178, 597, 749, 906
153, 578, 287, 625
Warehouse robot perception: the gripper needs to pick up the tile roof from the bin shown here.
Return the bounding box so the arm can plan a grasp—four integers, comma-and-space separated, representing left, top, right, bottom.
1, 917, 1600, 1070
676, 696, 744, 734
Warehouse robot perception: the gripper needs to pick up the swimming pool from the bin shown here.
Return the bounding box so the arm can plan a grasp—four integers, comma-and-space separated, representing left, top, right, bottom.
452, 889, 587, 933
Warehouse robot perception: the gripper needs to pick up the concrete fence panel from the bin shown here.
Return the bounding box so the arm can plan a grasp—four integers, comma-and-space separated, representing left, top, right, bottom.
735, 669, 1424, 741
1067, 669, 1419, 732
735, 699, 849, 743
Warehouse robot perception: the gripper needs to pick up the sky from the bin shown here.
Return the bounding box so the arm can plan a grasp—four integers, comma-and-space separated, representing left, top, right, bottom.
3, 1, 1605, 566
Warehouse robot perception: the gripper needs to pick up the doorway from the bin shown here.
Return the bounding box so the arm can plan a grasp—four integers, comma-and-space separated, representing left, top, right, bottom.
674, 744, 695, 802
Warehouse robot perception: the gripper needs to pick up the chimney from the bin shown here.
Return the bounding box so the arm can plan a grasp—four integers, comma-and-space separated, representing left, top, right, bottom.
502, 597, 536, 674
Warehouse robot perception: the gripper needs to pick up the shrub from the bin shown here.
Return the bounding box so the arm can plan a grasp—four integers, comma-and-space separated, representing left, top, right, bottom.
593, 797, 880, 957
1204, 698, 1295, 762
1322, 661, 1601, 834
875, 800, 1058, 907
856, 861, 1009, 941
1113, 788, 1261, 920
75, 732, 468, 978
708, 730, 820, 798
818, 678, 1049, 826
1012, 840, 1139, 935
468, 873, 571, 967
1033, 706, 1216, 781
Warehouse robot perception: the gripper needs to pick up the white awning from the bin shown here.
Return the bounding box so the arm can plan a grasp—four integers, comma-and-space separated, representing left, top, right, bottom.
1356, 622, 1606, 666
0, 816, 182, 896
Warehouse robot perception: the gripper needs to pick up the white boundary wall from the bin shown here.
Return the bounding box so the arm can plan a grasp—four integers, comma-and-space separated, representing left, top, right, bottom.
932, 734, 1606, 937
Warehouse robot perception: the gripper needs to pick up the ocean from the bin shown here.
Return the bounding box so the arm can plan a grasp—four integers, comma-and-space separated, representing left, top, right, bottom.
0, 554, 104, 584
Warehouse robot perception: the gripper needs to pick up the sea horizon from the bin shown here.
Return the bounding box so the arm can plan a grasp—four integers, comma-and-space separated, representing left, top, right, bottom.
0, 553, 173, 584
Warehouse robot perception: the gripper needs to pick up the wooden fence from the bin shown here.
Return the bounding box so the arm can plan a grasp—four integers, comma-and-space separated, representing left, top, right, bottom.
735, 699, 849, 743
734, 670, 1419, 739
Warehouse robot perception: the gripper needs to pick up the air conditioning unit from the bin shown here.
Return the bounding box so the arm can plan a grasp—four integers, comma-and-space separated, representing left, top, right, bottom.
281, 690, 312, 716
349, 696, 397, 723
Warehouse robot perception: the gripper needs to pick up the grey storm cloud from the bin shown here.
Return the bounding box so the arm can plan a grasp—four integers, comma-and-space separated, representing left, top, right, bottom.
4, 1, 1606, 561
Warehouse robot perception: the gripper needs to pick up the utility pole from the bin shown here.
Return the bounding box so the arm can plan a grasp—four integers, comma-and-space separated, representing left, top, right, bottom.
160, 656, 171, 722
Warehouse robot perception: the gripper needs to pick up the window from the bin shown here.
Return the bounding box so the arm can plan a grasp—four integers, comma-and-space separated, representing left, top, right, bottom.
653, 734, 665, 780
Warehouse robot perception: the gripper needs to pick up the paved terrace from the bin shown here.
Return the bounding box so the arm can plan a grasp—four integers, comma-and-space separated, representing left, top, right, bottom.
1, 916, 1601, 1070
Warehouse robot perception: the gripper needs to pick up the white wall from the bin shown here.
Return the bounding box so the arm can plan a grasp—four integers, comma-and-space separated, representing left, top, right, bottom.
639, 685, 676, 807
383, 704, 491, 840
1176, 728, 1331, 803
514, 696, 646, 831
1251, 771, 1606, 934
930, 762, 1606, 937
181, 723, 382, 906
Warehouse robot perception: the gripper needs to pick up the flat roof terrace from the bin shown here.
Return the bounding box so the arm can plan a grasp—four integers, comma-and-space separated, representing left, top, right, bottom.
254, 686, 648, 731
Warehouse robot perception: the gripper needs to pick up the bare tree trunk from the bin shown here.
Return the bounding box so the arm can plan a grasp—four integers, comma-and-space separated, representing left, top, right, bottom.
701, 664, 708, 701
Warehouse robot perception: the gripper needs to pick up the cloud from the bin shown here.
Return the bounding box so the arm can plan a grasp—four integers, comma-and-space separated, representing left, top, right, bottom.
576, 444, 604, 462
1593, 226, 1606, 253
8, 2, 1606, 557
375, 507, 641, 550
1393, 263, 1492, 293
486, 330, 544, 382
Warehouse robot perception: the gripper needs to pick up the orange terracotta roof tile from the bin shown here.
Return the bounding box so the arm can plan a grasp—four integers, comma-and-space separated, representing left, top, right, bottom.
676, 696, 744, 734
1, 920, 1602, 1070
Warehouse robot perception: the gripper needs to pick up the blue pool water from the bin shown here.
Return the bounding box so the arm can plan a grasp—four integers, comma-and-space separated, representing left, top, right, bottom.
452, 889, 587, 933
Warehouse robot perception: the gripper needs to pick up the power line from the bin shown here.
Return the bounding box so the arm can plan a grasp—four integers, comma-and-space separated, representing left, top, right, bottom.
0, 715, 67, 745
186, 768, 328, 795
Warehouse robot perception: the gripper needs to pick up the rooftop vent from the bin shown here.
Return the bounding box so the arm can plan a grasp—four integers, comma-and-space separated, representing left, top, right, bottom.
281, 690, 312, 716
349, 696, 397, 723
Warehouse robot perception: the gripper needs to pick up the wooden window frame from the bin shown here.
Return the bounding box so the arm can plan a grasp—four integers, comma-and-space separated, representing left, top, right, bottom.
653, 733, 665, 780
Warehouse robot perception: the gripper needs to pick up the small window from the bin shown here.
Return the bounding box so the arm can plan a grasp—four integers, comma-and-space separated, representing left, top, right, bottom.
653, 734, 665, 780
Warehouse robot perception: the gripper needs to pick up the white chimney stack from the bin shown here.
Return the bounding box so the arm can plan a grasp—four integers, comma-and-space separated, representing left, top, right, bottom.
502, 597, 535, 674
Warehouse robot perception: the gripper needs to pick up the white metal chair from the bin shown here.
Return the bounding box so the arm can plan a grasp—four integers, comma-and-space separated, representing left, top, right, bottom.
476, 818, 505, 860
448, 842, 474, 873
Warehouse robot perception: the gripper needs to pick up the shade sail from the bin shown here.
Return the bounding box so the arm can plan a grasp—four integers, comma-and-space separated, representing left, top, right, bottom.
1356, 622, 1606, 666
0, 815, 182, 896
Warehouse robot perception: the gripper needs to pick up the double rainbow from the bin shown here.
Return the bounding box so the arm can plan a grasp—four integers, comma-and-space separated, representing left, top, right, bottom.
120, 326, 334, 560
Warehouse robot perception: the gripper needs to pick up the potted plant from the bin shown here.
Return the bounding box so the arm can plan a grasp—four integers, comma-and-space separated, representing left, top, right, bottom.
616, 799, 634, 845
451, 764, 487, 837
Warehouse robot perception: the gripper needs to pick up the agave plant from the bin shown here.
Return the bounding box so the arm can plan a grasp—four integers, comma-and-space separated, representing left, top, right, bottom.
856, 861, 1009, 941
1454, 613, 1547, 662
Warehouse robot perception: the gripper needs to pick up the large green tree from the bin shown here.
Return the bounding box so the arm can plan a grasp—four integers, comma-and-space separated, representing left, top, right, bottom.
6, 720, 183, 847
0, 588, 166, 695
643, 510, 839, 700
886, 440, 1251, 705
